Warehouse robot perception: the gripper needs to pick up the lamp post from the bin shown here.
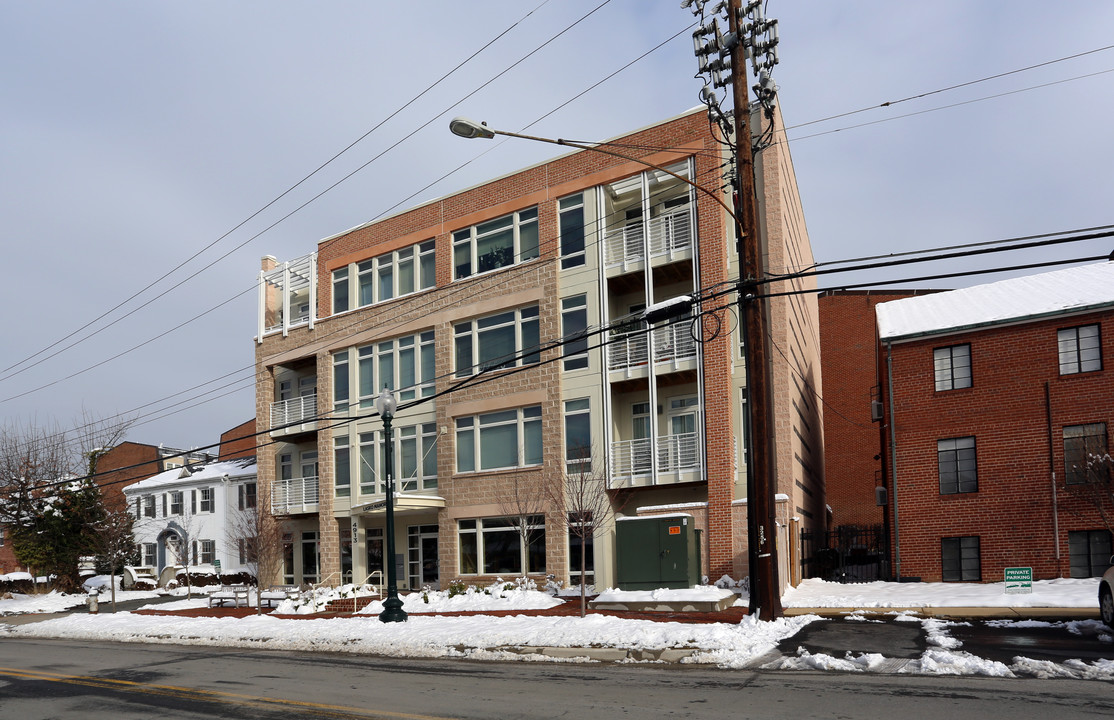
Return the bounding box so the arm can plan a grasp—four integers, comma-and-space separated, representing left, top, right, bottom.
375, 387, 407, 623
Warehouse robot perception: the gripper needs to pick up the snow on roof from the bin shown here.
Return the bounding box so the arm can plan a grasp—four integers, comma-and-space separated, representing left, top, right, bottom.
124, 457, 256, 494
876, 261, 1114, 341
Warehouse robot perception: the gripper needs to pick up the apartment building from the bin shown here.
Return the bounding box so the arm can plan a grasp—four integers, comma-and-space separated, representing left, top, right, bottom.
876, 262, 1114, 582
254, 107, 823, 591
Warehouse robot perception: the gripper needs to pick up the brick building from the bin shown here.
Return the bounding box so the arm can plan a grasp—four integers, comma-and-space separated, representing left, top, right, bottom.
876, 262, 1114, 582
254, 108, 823, 591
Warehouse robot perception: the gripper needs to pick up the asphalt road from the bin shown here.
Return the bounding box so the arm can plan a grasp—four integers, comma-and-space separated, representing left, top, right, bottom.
2, 637, 1113, 720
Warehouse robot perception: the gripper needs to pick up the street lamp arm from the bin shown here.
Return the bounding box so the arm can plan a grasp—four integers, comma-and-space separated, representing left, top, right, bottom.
448, 117, 741, 234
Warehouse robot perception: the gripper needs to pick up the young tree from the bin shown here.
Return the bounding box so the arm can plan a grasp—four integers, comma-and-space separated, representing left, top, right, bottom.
11, 478, 105, 593
1059, 431, 1114, 533
227, 484, 286, 615
543, 446, 627, 617
496, 469, 549, 580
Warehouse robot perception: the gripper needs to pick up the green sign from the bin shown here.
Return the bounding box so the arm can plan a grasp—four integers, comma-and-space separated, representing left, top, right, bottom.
1004, 567, 1032, 594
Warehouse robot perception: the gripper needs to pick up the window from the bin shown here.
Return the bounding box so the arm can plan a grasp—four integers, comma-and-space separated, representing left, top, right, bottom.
333, 350, 350, 413
453, 207, 538, 279
568, 512, 594, 586
238, 537, 258, 565
356, 240, 436, 307
1064, 423, 1108, 485
456, 406, 542, 472
938, 437, 977, 494
198, 539, 215, 565
169, 491, 183, 516
564, 399, 591, 473
332, 268, 350, 314
941, 536, 980, 581
457, 516, 546, 575
359, 423, 438, 495
335, 435, 351, 498
1069, 530, 1112, 578
356, 331, 435, 405
238, 482, 257, 510
1058, 324, 1101, 374
199, 487, 214, 513
561, 295, 589, 370
454, 306, 539, 377
141, 543, 156, 567
366, 527, 384, 576
559, 194, 586, 269
933, 344, 971, 391
141, 495, 155, 518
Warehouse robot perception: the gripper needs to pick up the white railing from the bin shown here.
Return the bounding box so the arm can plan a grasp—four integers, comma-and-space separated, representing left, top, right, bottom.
607, 332, 649, 371
271, 476, 319, 514
609, 431, 702, 482
270, 394, 317, 430
647, 206, 693, 258
652, 323, 697, 364
604, 221, 645, 266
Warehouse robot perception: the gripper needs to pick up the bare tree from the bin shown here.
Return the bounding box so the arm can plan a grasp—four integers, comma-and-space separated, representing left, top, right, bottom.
90, 498, 138, 611
543, 446, 627, 617
1059, 433, 1114, 533
227, 483, 286, 615
496, 469, 549, 579
0, 420, 71, 535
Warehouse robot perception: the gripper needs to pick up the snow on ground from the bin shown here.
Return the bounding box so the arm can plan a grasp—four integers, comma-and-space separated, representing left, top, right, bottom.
2, 576, 1110, 678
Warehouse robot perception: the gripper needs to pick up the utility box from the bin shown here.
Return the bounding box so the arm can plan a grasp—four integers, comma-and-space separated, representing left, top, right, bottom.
615, 515, 701, 590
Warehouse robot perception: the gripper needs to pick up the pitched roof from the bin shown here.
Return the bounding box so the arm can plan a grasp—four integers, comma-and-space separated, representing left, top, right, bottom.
876, 261, 1114, 341
123, 457, 256, 494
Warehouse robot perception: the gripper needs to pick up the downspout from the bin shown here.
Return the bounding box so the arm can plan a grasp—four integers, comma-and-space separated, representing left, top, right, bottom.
1045, 382, 1060, 571
886, 343, 901, 580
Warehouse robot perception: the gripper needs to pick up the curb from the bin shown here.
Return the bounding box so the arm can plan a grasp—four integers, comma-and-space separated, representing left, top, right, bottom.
783, 606, 1098, 619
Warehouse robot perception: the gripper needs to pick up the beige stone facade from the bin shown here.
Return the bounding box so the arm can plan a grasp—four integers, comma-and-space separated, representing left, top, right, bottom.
254, 108, 823, 592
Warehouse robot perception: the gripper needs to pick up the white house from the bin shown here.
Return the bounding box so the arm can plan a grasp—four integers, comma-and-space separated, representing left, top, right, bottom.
123, 458, 258, 579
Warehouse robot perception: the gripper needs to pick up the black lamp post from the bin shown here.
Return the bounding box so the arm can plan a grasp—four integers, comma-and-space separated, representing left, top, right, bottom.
376, 387, 408, 623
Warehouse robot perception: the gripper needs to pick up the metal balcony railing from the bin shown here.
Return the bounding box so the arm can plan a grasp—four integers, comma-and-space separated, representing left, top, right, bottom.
270, 394, 317, 430
647, 206, 693, 258
609, 431, 701, 482
607, 332, 649, 371
604, 221, 645, 266
271, 476, 319, 514
652, 322, 697, 364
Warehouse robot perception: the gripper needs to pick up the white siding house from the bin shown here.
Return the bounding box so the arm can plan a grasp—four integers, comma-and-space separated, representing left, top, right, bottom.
124, 458, 258, 579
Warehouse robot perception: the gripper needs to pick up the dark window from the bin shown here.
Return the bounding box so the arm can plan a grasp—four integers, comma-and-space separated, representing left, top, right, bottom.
941, 536, 980, 581
938, 437, 977, 494
1068, 530, 1112, 578
933, 344, 971, 391
561, 295, 589, 370
1058, 324, 1101, 375
559, 194, 586, 269
1063, 423, 1108, 485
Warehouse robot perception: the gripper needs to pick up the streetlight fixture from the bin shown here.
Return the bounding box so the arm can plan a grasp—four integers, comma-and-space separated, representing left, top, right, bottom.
375, 386, 407, 623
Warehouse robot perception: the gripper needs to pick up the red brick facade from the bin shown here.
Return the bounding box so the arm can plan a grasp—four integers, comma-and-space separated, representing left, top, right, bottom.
881, 307, 1114, 582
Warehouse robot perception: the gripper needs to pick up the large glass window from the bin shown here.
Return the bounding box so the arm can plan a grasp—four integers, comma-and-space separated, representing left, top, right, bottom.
561, 295, 589, 371
453, 207, 539, 279
356, 240, 435, 308
335, 435, 351, 498
333, 350, 350, 413
456, 406, 543, 472
568, 512, 594, 586
938, 436, 977, 494
1064, 423, 1107, 485
355, 331, 435, 404
357, 422, 438, 495
456, 516, 546, 575
559, 194, 586, 269
1068, 530, 1112, 578
941, 536, 980, 581
564, 398, 591, 473
933, 344, 971, 391
332, 268, 350, 315
1058, 324, 1102, 375
454, 307, 539, 378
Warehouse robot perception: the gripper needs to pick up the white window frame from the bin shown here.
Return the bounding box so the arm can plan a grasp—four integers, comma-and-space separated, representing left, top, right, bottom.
452, 207, 539, 280
199, 487, 215, 513
356, 331, 436, 406
335, 435, 351, 498
933, 344, 972, 391
199, 539, 215, 565
561, 295, 589, 371
333, 350, 350, 413
564, 398, 592, 473
457, 516, 546, 576
356, 239, 436, 307
169, 491, 183, 516
141, 542, 156, 566
456, 406, 543, 473
1058, 324, 1102, 375
332, 267, 350, 315
454, 306, 540, 378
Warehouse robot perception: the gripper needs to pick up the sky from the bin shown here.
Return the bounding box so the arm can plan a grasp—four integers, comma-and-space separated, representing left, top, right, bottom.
3, 1, 1113, 450
3, 577, 1113, 678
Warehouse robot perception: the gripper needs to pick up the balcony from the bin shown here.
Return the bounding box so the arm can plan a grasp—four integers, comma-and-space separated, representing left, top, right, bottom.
651, 322, 697, 367
607, 323, 696, 377
609, 431, 702, 485
270, 394, 318, 437
604, 205, 693, 271
608, 331, 649, 375
271, 476, 319, 514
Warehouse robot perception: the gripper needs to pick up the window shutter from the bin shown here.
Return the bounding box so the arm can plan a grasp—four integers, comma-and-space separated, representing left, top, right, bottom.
191, 490, 197, 514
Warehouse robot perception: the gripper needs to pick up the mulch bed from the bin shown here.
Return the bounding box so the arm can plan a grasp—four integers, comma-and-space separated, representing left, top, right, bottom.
135, 598, 749, 624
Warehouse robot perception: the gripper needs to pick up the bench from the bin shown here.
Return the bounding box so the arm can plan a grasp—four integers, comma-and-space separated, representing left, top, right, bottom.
260, 585, 300, 608
208, 584, 250, 608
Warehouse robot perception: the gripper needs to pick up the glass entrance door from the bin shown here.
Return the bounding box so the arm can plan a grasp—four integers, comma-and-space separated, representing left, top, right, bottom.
407, 524, 439, 590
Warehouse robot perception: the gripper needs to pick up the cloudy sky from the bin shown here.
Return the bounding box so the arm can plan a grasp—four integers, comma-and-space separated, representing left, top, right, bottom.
3, 1, 1112, 450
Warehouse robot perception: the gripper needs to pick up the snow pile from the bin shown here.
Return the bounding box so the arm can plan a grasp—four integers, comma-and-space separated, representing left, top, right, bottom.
782, 577, 1100, 608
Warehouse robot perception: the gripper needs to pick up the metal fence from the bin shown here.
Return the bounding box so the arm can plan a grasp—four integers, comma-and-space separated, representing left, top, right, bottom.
800, 525, 890, 583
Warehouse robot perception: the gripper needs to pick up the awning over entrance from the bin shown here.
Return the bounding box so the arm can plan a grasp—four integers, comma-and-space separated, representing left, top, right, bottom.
350, 494, 446, 515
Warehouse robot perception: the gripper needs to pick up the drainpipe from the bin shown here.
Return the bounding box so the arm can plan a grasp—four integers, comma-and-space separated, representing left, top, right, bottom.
886, 343, 901, 579
1045, 382, 1061, 572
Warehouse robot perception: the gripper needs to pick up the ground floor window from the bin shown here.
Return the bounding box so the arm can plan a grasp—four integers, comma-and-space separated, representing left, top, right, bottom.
941, 536, 980, 581
302, 531, 319, 584
408, 524, 440, 589
1069, 529, 1112, 578
366, 528, 384, 579
282, 534, 294, 585
141, 543, 156, 567
568, 513, 594, 587
458, 516, 546, 576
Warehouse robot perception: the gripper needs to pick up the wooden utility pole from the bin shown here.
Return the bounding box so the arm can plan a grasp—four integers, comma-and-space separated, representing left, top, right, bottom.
727, 0, 781, 620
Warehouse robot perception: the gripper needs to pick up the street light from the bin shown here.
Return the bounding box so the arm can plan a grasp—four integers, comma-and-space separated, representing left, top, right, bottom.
375, 387, 407, 623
